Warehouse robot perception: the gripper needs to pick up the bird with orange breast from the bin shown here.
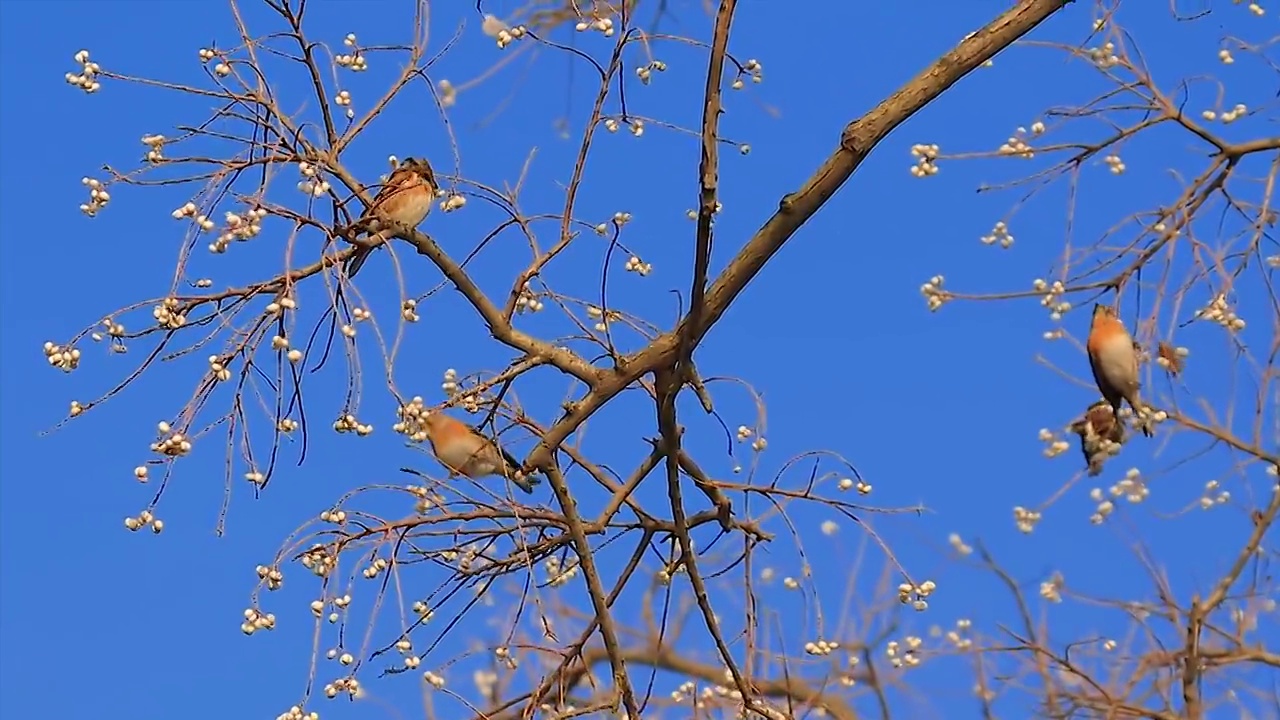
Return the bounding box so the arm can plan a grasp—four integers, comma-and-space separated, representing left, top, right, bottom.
343, 157, 437, 278
421, 412, 540, 494
1086, 304, 1153, 438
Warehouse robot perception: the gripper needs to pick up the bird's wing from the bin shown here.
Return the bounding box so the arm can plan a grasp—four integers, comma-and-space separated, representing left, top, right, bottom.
360, 167, 415, 221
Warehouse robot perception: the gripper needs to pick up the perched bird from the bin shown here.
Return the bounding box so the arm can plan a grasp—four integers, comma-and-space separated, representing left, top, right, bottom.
343, 157, 437, 278
1086, 304, 1153, 437
1068, 400, 1126, 476
421, 412, 540, 494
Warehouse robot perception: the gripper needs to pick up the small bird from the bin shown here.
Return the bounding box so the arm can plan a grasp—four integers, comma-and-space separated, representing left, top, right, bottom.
421, 412, 540, 494
343, 157, 437, 278
1086, 304, 1153, 437
1069, 400, 1126, 476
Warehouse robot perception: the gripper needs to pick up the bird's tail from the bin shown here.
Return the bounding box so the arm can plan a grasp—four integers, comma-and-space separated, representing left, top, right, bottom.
343, 245, 371, 278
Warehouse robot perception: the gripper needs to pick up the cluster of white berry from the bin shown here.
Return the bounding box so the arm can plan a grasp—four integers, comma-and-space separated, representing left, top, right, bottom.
43, 342, 81, 372
1196, 293, 1246, 330
437, 79, 457, 108
474, 669, 499, 699
396, 638, 421, 669
407, 484, 443, 514
1087, 486, 1115, 524
624, 256, 653, 276
1112, 467, 1150, 503
1245, 3, 1265, 16
141, 134, 166, 163
1218, 48, 1235, 64
256, 564, 284, 590
803, 639, 840, 656
267, 296, 298, 315
494, 24, 528, 49
206, 354, 233, 382
574, 15, 615, 36
886, 637, 923, 668
362, 556, 389, 579
340, 306, 370, 338
1199, 480, 1231, 510
1089, 41, 1120, 69
731, 59, 763, 89
945, 618, 974, 649
410, 600, 436, 620
171, 202, 209, 229
980, 221, 1015, 249
151, 421, 193, 457
586, 305, 618, 333
1204, 103, 1248, 123
89, 317, 127, 345
271, 334, 304, 363
423, 671, 446, 689
896, 580, 937, 611
401, 298, 420, 322
997, 133, 1034, 159
685, 202, 723, 221
323, 676, 361, 699
275, 706, 318, 720
123, 509, 164, 534
440, 193, 467, 212
1037, 427, 1072, 458
1013, 505, 1042, 533
153, 297, 187, 329
515, 284, 545, 313
491, 646, 517, 670
1031, 278, 1072, 322
245, 470, 266, 485
919, 274, 950, 312
545, 556, 580, 587
948, 532, 973, 556
209, 207, 268, 253
79, 176, 111, 217
297, 161, 332, 197
241, 607, 277, 635
669, 681, 698, 702
909, 143, 940, 177
198, 47, 232, 76
837, 476, 873, 494
1039, 572, 1064, 603
1104, 154, 1126, 175
301, 546, 335, 577
316, 593, 352, 624
602, 117, 644, 136
333, 89, 354, 119
394, 396, 431, 442
635, 60, 668, 85
65, 49, 102, 93
333, 412, 373, 436
318, 507, 348, 525
308, 597, 329, 620
336, 34, 368, 71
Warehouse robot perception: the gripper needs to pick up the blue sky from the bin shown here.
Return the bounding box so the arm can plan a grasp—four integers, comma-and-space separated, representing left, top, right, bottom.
1, 1, 1276, 719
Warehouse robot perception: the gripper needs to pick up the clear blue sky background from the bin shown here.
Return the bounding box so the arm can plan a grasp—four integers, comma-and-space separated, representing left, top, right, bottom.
1, 1, 1275, 719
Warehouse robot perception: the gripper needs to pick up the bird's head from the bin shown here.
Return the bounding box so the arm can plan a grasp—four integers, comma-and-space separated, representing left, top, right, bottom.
1092, 303, 1117, 323
413, 157, 437, 187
